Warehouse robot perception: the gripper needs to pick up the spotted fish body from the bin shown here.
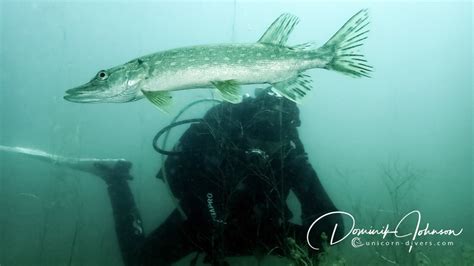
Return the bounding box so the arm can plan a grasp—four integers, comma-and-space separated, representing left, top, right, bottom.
65, 10, 372, 111
139, 43, 323, 92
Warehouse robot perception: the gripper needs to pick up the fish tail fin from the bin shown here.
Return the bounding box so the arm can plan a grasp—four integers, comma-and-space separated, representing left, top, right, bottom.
321, 9, 373, 78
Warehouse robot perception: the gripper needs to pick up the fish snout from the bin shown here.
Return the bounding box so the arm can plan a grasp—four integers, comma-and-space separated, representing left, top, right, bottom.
63, 93, 100, 103
65, 83, 92, 95
64, 84, 102, 103
65, 87, 79, 95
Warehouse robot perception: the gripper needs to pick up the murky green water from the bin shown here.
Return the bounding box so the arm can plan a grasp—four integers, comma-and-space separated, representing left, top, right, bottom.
0, 1, 472, 265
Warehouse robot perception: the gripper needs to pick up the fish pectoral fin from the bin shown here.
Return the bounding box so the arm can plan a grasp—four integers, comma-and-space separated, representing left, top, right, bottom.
211, 80, 242, 104
258, 13, 299, 46
271, 73, 312, 104
141, 90, 173, 113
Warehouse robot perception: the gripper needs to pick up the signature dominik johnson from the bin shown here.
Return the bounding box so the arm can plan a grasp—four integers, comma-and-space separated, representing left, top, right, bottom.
307, 210, 463, 252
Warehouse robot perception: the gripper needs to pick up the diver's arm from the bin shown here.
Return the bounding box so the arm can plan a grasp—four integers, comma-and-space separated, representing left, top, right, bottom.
287, 152, 344, 248
96, 161, 145, 266
289, 154, 341, 221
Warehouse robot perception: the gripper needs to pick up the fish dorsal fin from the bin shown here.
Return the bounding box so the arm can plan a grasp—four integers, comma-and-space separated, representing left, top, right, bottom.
258, 13, 299, 46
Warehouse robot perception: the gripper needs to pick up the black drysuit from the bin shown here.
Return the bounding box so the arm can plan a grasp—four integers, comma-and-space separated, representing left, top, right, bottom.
104, 95, 344, 266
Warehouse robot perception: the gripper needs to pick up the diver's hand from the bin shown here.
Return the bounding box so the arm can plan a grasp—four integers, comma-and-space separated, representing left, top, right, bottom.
93, 160, 133, 185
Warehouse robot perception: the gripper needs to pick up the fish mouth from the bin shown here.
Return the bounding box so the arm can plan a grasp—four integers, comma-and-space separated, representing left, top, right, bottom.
64, 94, 103, 103
64, 84, 106, 103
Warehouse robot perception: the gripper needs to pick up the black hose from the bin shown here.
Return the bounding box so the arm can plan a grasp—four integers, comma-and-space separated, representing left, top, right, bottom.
152, 118, 204, 156
153, 99, 222, 156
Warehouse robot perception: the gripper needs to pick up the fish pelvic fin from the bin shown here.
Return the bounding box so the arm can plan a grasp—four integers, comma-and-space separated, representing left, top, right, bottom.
320, 9, 373, 78
258, 13, 299, 46
211, 80, 242, 104
271, 73, 313, 104
141, 90, 173, 113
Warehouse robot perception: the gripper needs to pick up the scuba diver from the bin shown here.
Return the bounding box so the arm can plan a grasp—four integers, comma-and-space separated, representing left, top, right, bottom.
96, 88, 345, 266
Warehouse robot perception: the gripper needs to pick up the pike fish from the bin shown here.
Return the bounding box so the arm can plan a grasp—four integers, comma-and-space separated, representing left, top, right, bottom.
64, 9, 372, 111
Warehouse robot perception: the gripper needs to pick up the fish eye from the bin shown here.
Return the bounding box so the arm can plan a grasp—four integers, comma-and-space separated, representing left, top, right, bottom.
97, 70, 108, 80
